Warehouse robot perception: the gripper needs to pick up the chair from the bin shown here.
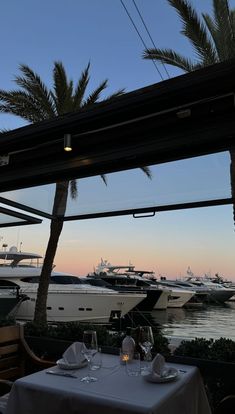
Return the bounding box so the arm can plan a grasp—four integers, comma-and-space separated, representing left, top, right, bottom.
214, 395, 235, 414
0, 324, 54, 413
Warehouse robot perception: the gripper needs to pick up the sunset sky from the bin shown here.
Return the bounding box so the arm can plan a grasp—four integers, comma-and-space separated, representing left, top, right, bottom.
0, 0, 235, 281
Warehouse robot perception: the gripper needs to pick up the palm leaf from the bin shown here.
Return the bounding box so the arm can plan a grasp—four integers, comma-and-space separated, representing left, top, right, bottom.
73, 63, 90, 110
82, 80, 108, 107
52, 62, 75, 115
141, 166, 152, 180
15, 64, 55, 118
202, 13, 222, 59
104, 89, 125, 101
70, 179, 78, 199
0, 90, 49, 122
213, 0, 235, 58
100, 174, 108, 186
168, 0, 217, 65
231, 9, 235, 33
143, 48, 202, 72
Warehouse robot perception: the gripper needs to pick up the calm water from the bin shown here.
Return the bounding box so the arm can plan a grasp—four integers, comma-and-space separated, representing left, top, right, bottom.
150, 301, 235, 341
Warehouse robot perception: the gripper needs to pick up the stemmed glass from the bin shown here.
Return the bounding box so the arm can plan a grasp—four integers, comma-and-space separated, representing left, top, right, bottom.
138, 326, 154, 362
80, 330, 98, 383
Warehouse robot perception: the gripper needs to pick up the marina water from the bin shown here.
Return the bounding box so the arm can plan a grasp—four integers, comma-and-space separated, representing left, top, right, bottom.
151, 301, 235, 342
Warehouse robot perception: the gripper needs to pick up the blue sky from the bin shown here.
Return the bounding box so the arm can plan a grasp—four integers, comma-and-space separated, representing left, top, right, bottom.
1, 0, 235, 280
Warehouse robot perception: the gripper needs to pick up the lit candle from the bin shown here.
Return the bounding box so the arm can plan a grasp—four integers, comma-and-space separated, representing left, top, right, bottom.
120, 351, 130, 364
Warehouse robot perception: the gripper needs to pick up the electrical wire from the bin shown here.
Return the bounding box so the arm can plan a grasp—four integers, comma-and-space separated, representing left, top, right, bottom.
119, 0, 165, 81
132, 0, 170, 79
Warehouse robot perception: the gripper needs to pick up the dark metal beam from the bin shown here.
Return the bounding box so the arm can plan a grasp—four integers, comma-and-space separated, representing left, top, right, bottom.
0, 206, 42, 227
60, 198, 233, 221
0, 197, 53, 219
0, 59, 235, 192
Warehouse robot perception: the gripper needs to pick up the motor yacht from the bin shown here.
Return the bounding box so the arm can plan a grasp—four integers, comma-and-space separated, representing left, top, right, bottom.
144, 277, 196, 308
89, 259, 171, 310
183, 276, 235, 304
0, 246, 146, 323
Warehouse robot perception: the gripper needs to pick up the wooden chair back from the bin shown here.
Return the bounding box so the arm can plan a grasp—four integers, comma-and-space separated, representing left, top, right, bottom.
0, 325, 53, 381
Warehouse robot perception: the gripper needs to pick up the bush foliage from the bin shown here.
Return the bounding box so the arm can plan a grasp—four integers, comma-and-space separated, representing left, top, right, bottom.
24, 321, 170, 355
174, 337, 235, 362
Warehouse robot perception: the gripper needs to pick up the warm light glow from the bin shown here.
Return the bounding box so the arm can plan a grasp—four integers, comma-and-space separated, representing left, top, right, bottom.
120, 352, 130, 363
64, 134, 72, 152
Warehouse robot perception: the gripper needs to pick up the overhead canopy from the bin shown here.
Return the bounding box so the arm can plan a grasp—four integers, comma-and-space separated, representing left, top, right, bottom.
0, 59, 235, 224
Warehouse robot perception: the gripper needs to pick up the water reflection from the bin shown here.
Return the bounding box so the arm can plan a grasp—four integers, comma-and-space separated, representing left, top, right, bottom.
151, 302, 235, 341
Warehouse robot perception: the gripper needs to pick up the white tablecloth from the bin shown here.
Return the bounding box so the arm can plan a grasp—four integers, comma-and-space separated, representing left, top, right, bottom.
6, 354, 211, 414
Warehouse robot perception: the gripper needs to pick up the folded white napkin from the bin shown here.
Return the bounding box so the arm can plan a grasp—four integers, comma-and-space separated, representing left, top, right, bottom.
151, 353, 168, 377
62, 342, 86, 365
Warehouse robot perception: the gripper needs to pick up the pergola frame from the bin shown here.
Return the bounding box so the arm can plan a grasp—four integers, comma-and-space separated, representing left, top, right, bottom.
0, 59, 235, 224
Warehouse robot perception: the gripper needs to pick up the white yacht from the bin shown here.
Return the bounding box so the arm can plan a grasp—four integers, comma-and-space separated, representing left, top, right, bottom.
183, 276, 235, 304
148, 278, 196, 308
0, 246, 146, 323
89, 259, 171, 310
180, 268, 235, 304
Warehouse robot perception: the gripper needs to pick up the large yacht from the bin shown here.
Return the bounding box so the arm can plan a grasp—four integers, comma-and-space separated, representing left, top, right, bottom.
178, 268, 235, 304
88, 259, 171, 310
135, 275, 196, 308
0, 246, 146, 323
181, 276, 235, 304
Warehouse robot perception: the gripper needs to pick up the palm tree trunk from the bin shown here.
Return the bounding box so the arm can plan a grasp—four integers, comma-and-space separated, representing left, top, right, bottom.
33, 181, 69, 325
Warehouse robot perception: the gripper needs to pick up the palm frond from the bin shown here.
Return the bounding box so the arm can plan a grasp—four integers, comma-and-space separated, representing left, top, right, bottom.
100, 174, 108, 186
0, 90, 49, 122
168, 0, 217, 65
15, 64, 55, 117
69, 179, 78, 199
202, 13, 221, 58
73, 63, 90, 110
143, 48, 202, 72
211, 0, 235, 59
141, 166, 152, 180
104, 89, 125, 101
0, 128, 11, 133
52, 61, 74, 115
231, 9, 235, 34
82, 80, 108, 108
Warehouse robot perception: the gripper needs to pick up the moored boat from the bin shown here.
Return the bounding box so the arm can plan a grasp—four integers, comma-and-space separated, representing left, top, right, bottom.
0, 246, 146, 323
89, 259, 171, 310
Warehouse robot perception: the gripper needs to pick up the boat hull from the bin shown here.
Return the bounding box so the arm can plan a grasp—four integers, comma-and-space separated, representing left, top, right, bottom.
167, 290, 195, 308
153, 290, 170, 310
15, 286, 145, 323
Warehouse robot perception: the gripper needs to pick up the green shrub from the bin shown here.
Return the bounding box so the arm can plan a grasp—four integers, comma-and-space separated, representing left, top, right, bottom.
24, 321, 169, 354
174, 337, 235, 362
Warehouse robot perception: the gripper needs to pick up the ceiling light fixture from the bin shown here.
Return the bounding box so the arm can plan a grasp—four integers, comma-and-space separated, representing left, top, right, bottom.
64, 134, 72, 152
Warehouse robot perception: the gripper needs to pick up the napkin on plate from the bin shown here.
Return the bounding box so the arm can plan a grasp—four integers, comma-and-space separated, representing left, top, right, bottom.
151, 353, 169, 377
62, 342, 86, 365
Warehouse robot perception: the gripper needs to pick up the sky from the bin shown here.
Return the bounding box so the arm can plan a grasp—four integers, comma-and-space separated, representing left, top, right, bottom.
0, 0, 235, 281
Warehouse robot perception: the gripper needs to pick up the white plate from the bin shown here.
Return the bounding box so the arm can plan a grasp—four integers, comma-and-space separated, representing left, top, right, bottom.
143, 367, 179, 383
56, 358, 87, 370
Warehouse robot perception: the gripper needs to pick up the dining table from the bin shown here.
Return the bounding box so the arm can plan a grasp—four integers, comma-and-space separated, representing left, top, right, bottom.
5, 353, 212, 414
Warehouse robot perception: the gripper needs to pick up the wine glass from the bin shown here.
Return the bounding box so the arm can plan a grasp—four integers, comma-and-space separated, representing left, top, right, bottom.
80, 330, 98, 383
138, 326, 154, 362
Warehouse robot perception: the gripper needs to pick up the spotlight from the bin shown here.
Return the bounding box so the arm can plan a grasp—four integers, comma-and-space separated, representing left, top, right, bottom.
64, 134, 72, 151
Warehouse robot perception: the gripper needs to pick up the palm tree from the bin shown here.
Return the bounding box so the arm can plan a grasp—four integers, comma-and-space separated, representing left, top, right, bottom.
0, 62, 151, 324
143, 0, 235, 223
